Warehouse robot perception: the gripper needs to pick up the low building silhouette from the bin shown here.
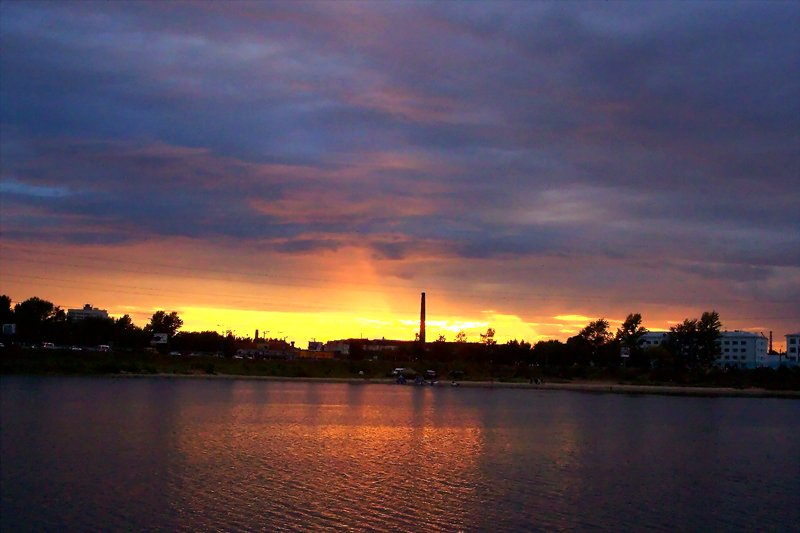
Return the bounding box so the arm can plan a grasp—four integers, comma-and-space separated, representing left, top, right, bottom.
67, 304, 108, 321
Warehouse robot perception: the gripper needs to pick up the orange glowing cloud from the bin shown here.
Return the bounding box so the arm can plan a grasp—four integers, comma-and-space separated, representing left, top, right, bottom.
249, 192, 437, 225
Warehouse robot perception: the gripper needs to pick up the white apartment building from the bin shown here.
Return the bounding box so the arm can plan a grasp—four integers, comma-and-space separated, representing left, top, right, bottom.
786, 333, 800, 365
67, 304, 109, 321
639, 332, 669, 349
638, 330, 768, 369
718, 331, 767, 368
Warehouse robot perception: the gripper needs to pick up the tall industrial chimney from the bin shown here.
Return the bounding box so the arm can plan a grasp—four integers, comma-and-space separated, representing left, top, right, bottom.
419, 292, 426, 344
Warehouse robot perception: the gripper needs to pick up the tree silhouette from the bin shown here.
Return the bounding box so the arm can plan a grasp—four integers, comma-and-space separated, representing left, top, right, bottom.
567, 318, 613, 366
668, 310, 722, 369
14, 297, 60, 342
480, 327, 496, 346
0, 295, 13, 324
455, 331, 467, 343
579, 318, 611, 349
697, 310, 722, 366
113, 314, 146, 348
147, 310, 184, 337
616, 313, 648, 348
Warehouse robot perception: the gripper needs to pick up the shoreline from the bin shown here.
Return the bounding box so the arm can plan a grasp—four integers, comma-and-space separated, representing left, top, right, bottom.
99, 373, 800, 399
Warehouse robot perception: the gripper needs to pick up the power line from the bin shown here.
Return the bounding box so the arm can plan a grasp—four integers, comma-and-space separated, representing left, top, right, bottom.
2, 246, 795, 308
3, 271, 797, 325
1, 273, 397, 314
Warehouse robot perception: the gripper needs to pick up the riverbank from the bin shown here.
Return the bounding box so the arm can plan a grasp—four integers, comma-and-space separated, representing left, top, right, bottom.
4, 348, 799, 398
108, 372, 800, 399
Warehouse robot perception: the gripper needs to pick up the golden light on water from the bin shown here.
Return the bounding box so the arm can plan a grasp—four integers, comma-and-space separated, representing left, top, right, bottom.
170, 383, 487, 529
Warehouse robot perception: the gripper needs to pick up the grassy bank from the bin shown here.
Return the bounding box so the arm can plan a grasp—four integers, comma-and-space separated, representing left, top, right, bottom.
2, 347, 799, 392
1, 348, 385, 379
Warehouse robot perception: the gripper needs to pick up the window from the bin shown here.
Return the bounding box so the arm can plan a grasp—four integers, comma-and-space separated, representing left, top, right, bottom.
790, 338, 797, 345
724, 348, 730, 353
731, 341, 738, 345
790, 347, 797, 354
724, 340, 730, 345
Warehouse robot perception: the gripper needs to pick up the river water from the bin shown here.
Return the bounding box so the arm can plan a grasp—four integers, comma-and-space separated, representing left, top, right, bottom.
1, 376, 798, 532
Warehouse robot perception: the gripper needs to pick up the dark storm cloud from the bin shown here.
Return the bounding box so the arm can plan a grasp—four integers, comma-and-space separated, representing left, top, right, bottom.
274, 238, 344, 255
1, 1, 798, 279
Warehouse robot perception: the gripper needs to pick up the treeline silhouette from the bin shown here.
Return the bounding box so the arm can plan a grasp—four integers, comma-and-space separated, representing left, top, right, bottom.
2, 295, 798, 390
0, 295, 239, 354
0, 296, 702, 369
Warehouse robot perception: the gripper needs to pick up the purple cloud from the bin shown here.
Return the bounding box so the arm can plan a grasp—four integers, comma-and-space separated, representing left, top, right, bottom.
1, 1, 798, 335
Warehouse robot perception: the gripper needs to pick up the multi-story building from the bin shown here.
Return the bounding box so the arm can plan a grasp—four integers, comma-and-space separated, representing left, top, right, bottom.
786, 333, 800, 365
308, 341, 324, 351
67, 304, 109, 321
718, 331, 768, 368
324, 341, 350, 356
638, 330, 768, 369
639, 331, 669, 349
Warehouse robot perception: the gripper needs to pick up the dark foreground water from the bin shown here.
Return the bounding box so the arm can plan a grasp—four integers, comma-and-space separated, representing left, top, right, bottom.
2, 377, 799, 532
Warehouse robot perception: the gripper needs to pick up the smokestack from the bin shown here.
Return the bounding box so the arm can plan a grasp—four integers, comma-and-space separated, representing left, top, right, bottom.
420, 292, 426, 344
255, 329, 259, 341
769, 331, 773, 353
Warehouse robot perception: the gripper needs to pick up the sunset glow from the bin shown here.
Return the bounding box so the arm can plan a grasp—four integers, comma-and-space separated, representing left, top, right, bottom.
1, 2, 797, 350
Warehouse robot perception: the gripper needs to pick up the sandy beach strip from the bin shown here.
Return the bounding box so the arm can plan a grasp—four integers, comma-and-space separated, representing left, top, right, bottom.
109, 373, 800, 398
470, 380, 800, 399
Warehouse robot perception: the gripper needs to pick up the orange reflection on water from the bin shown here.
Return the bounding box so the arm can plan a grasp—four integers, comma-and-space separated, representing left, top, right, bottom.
169, 382, 485, 529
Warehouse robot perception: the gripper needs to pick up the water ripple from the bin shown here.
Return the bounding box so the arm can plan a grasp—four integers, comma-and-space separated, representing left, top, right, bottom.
3, 378, 800, 532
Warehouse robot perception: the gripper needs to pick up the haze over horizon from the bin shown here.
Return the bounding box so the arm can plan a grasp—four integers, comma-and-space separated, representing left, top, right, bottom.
1, 2, 798, 348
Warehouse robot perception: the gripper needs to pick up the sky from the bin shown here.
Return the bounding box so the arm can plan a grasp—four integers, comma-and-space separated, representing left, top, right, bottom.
1, 1, 798, 349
